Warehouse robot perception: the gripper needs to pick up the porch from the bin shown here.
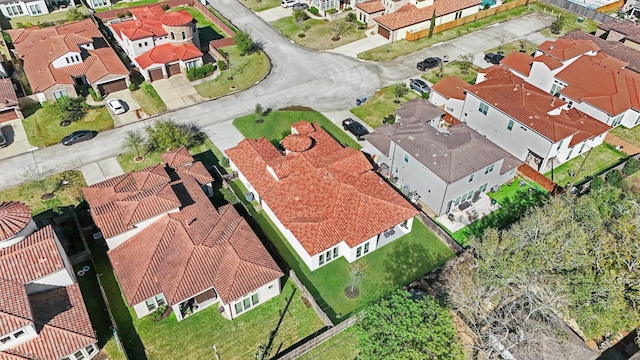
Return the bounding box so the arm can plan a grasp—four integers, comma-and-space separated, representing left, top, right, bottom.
435, 193, 501, 233
173, 287, 219, 321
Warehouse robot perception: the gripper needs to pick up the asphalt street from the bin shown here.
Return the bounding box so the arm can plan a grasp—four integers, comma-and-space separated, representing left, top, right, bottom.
0, 4, 554, 191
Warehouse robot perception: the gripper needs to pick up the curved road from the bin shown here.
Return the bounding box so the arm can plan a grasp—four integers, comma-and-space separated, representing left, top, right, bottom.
0, 3, 553, 190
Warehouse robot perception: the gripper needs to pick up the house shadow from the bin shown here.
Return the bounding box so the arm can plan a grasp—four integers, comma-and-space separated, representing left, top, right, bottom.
198, 27, 223, 44
1, 123, 13, 145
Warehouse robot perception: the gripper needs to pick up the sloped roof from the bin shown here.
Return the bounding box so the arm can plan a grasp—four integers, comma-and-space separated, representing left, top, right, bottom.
0, 226, 65, 284
226, 122, 418, 256
0, 279, 32, 336
6, 19, 129, 93
135, 43, 202, 69
160, 146, 195, 168
395, 98, 445, 123
468, 68, 611, 142
0, 202, 31, 242
356, 0, 385, 13
110, 5, 193, 41
108, 172, 282, 306
598, 20, 640, 44
0, 78, 18, 110
375, 0, 480, 31
537, 38, 600, 61
563, 30, 640, 74
431, 76, 470, 100
501, 51, 534, 76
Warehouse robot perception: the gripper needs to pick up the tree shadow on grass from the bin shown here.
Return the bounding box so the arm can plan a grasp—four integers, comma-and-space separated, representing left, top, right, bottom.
382, 239, 441, 288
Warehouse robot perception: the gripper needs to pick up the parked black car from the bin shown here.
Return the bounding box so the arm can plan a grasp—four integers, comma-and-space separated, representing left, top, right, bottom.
416, 57, 442, 71
342, 118, 369, 141
409, 78, 430, 95
484, 52, 504, 65
0, 126, 6, 148
62, 130, 96, 146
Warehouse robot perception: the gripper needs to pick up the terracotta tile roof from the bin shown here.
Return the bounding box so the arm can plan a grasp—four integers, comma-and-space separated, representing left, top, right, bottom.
563, 30, 640, 74
532, 54, 564, 70
431, 76, 470, 100
161, 11, 193, 26
3, 285, 96, 360
82, 164, 181, 239
356, 0, 384, 13
7, 19, 129, 93
501, 51, 533, 76
0, 226, 65, 284
556, 52, 640, 115
375, 0, 480, 31
0, 78, 18, 110
160, 146, 194, 168
135, 43, 202, 69
469, 68, 611, 143
0, 279, 32, 336
111, 6, 192, 41
108, 173, 282, 306
226, 122, 418, 256
537, 38, 600, 61
395, 98, 444, 122
175, 161, 214, 185
282, 134, 313, 152
0, 202, 31, 242
598, 20, 640, 44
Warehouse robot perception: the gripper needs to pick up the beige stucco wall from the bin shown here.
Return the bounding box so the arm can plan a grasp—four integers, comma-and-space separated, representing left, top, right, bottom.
42, 83, 77, 102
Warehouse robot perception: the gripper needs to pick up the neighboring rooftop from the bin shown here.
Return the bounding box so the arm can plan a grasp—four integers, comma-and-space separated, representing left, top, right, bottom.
598, 19, 640, 44
108, 5, 194, 40
431, 76, 470, 100
501, 51, 534, 76
395, 98, 445, 123
537, 38, 600, 61
226, 121, 418, 256
375, 0, 480, 31
135, 43, 202, 70
468, 68, 611, 143
0, 202, 31, 242
563, 29, 640, 74
355, 0, 385, 13
6, 19, 129, 93
0, 78, 18, 111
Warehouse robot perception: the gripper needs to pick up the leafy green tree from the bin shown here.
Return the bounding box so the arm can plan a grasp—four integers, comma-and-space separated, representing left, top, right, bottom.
234, 29, 254, 55
293, 9, 307, 26
623, 157, 640, 175
550, 16, 565, 34
357, 289, 463, 359
605, 169, 623, 187
254, 103, 267, 123
392, 82, 408, 103
220, 187, 238, 205
428, 9, 436, 37
56, 97, 88, 123
145, 120, 205, 151
346, 12, 356, 24
458, 53, 473, 74
122, 129, 146, 161
66, 7, 84, 21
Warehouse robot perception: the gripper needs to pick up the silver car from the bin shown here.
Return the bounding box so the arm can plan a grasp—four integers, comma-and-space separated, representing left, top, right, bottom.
107, 98, 126, 115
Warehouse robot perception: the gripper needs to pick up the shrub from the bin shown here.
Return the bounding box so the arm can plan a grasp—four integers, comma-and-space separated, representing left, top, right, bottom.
421, 92, 429, 99
57, 97, 89, 123
125, 10, 132, 17
88, 88, 102, 102
150, 305, 168, 321
217, 60, 228, 71
623, 157, 640, 176
344, 6, 352, 10
326, 8, 338, 14
186, 63, 215, 81
219, 157, 230, 168
309, 6, 319, 15
605, 169, 623, 187
589, 176, 604, 191
66, 7, 84, 21
220, 187, 238, 204
16, 22, 25, 28
145, 120, 206, 151
128, 83, 137, 91
117, 13, 125, 18
160, 3, 170, 10
234, 29, 254, 55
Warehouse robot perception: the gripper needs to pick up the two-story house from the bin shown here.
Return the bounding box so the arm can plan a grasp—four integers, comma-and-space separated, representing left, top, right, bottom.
596, 20, 640, 51
226, 121, 418, 272
82, 148, 283, 321
0, 0, 74, 20
7, 19, 130, 102
0, 201, 98, 360
428, 76, 470, 121
108, 5, 203, 82
461, 67, 611, 173
364, 99, 521, 216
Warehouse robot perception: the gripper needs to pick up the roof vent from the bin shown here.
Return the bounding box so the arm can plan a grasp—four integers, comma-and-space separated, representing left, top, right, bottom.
408, 136, 415, 140
550, 45, 555, 50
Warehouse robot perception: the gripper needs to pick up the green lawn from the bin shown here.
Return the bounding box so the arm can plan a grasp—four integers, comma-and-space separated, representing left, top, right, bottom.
0, 170, 85, 216
611, 125, 640, 148
240, 0, 281, 12
96, 0, 160, 11
487, 176, 545, 204
118, 139, 224, 173
350, 85, 419, 129
271, 16, 365, 50
170, 6, 225, 44
195, 46, 270, 98
484, 39, 538, 56
298, 325, 360, 360
422, 61, 480, 85
22, 105, 114, 147
9, 5, 89, 27
133, 82, 167, 115
545, 144, 627, 187
233, 109, 361, 150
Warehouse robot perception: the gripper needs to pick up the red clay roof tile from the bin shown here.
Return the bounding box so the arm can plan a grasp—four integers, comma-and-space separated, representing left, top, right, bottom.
537, 38, 600, 61
431, 76, 470, 100
356, 0, 384, 13
375, 0, 480, 31
501, 51, 533, 76
0, 202, 31, 242
135, 43, 202, 69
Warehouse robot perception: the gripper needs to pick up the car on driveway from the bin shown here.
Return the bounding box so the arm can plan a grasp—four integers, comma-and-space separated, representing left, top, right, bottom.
0, 126, 7, 148
281, 0, 297, 7
342, 118, 369, 141
292, 2, 308, 10
107, 98, 126, 115
484, 52, 504, 65
62, 130, 96, 146
409, 78, 430, 95
416, 57, 441, 71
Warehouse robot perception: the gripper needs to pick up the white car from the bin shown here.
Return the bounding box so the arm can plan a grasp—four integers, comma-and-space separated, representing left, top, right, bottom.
107, 99, 126, 115
281, 0, 297, 7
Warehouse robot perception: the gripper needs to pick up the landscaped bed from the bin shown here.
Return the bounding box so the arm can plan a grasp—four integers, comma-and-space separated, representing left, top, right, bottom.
544, 144, 627, 187
195, 45, 270, 99
271, 16, 365, 50
132, 82, 167, 115
10, 5, 89, 27
349, 85, 418, 129
421, 61, 480, 85
118, 139, 224, 173
233, 109, 361, 149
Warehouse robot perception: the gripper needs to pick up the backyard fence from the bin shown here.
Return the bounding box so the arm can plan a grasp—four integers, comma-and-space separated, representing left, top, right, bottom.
273, 317, 357, 360
289, 270, 334, 327
573, 152, 638, 193
417, 212, 463, 254
541, 0, 620, 22
517, 163, 559, 193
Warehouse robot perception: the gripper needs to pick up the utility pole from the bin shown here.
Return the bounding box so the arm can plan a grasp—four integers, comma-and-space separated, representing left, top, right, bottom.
568, 147, 593, 190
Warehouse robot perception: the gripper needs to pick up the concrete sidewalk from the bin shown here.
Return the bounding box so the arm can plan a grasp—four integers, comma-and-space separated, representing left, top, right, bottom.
80, 157, 124, 185
327, 33, 388, 58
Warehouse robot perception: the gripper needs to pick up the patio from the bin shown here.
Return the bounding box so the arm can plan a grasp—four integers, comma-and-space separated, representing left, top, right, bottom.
436, 193, 501, 233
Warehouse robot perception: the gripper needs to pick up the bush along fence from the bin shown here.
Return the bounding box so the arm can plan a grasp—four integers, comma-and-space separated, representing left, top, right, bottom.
542, 0, 620, 22
574, 153, 640, 194
274, 317, 357, 360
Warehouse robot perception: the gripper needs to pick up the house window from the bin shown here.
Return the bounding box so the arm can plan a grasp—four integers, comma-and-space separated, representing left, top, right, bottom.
170, 32, 175, 40
6, 5, 24, 16
454, 196, 461, 206
74, 350, 85, 360
85, 345, 96, 355
579, 143, 586, 154
186, 60, 198, 70
484, 164, 494, 174
468, 174, 474, 182
138, 43, 142, 48
319, 254, 324, 265
234, 302, 242, 314
356, 246, 362, 258
29, 4, 41, 14
467, 189, 474, 199
234, 292, 259, 315
66, 57, 70, 64
155, 295, 165, 306
92, 0, 108, 7
454, 10, 462, 19
507, 120, 514, 131
394, 166, 398, 174
479, 183, 488, 192
404, 153, 409, 163
53, 89, 68, 100
364, 243, 369, 254
144, 41, 148, 46
332, 247, 338, 258
181, 31, 186, 40
556, 139, 563, 151
145, 299, 156, 311
509, 168, 516, 176
566, 148, 574, 160
326, 250, 332, 262
13, 331, 24, 338
550, 83, 562, 95
251, 293, 259, 306
610, 114, 624, 127
0, 336, 10, 344
635, 115, 640, 125
567, 100, 573, 109
478, 102, 489, 115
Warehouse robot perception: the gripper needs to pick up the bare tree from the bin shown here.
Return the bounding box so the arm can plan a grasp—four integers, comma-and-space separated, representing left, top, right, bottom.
347, 261, 368, 298
22, 165, 56, 200
331, 20, 349, 41
458, 53, 474, 74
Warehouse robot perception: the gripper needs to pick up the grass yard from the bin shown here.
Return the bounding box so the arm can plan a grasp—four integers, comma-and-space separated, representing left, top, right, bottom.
170, 6, 226, 44
298, 325, 360, 360
22, 105, 113, 147
422, 61, 480, 85
271, 17, 365, 50
611, 125, 640, 148
9, 5, 89, 27
240, 0, 281, 12
350, 85, 419, 129
233, 109, 361, 149
133, 82, 167, 115
487, 176, 546, 205
0, 170, 85, 215
545, 144, 627, 187
538, 3, 599, 38
484, 39, 538, 57
118, 139, 224, 173
195, 46, 270, 98
624, 170, 640, 194
97, 0, 160, 11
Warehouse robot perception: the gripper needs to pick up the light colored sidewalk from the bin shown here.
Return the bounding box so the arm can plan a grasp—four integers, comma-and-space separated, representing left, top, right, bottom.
327, 33, 389, 58
80, 157, 124, 185
255, 6, 291, 22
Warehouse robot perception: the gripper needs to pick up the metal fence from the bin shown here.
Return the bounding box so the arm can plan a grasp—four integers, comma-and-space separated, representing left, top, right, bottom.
540, 0, 618, 22
289, 270, 334, 327
274, 317, 357, 360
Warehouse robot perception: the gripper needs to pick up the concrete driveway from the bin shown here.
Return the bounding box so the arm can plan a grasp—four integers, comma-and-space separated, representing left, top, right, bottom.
255, 6, 291, 22
0, 119, 34, 161
79, 157, 124, 185
328, 33, 389, 58
104, 89, 144, 127
152, 75, 205, 110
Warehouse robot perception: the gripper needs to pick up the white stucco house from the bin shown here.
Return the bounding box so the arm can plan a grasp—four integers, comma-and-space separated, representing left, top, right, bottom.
0, 0, 73, 19
429, 76, 470, 121
82, 147, 283, 321
226, 121, 418, 272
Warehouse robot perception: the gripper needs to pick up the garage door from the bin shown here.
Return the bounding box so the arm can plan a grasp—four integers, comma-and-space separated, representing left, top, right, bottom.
378, 25, 390, 39
98, 78, 127, 96
168, 63, 181, 77
0, 109, 16, 123
149, 68, 164, 82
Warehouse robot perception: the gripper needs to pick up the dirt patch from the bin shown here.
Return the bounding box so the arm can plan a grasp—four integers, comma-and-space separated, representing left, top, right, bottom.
344, 286, 359, 299
300, 296, 312, 308
279, 105, 314, 112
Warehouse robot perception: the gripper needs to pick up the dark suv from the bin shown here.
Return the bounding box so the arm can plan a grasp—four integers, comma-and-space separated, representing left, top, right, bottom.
342, 118, 369, 141
416, 57, 441, 71
484, 52, 504, 65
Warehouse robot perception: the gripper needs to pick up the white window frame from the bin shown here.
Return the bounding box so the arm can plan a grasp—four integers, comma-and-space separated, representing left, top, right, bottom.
479, 102, 488, 115
234, 292, 260, 315
53, 89, 68, 100
484, 164, 494, 174
610, 113, 624, 127
468, 174, 474, 183
403, 153, 409, 163
507, 119, 514, 131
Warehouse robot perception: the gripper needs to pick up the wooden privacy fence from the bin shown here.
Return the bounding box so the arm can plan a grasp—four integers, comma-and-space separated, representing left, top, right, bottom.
289, 270, 334, 327
405, 0, 536, 41
517, 163, 559, 193
274, 317, 357, 360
